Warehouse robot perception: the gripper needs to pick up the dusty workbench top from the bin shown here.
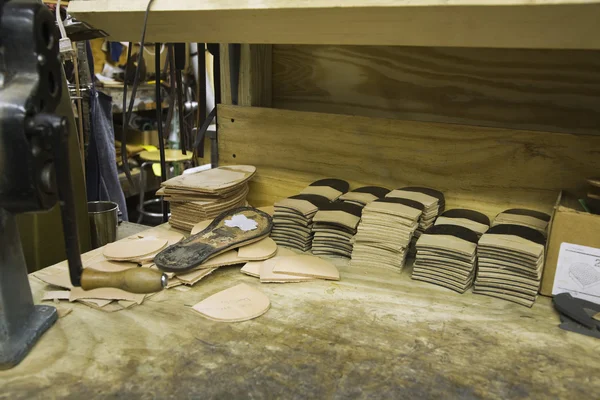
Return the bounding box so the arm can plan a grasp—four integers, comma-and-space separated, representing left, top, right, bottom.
2, 223, 599, 399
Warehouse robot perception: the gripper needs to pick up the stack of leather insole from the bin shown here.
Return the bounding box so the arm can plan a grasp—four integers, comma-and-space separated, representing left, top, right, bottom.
386, 187, 445, 254
157, 165, 255, 231
474, 224, 546, 307
350, 198, 424, 272
434, 209, 490, 237
312, 202, 363, 258
412, 225, 479, 293
270, 194, 330, 252
491, 208, 550, 237
339, 186, 390, 206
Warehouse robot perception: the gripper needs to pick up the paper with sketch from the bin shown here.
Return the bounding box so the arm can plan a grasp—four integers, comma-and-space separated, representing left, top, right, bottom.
553, 242, 600, 303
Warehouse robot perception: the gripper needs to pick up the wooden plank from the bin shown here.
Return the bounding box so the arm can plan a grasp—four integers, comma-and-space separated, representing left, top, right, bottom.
272, 45, 600, 136
220, 44, 273, 107
218, 105, 600, 218
238, 45, 272, 107
218, 44, 232, 105
4, 223, 600, 397
68, 0, 600, 49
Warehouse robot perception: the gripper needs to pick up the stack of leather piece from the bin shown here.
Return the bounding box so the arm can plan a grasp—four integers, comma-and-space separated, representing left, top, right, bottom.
434, 209, 490, 237
270, 194, 330, 252
491, 208, 550, 237
312, 202, 363, 258
339, 186, 390, 206
350, 198, 424, 272
474, 224, 546, 307
157, 165, 255, 231
386, 187, 445, 254
412, 225, 478, 293
270, 179, 348, 251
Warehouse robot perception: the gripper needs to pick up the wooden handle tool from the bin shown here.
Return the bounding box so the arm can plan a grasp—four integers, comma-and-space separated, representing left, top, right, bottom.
81, 268, 167, 294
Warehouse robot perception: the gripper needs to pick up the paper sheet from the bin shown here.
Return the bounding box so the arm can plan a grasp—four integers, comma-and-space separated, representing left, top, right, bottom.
552, 242, 600, 303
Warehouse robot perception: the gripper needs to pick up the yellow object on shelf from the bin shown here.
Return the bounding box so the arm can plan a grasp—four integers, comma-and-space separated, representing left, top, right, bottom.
138, 149, 193, 177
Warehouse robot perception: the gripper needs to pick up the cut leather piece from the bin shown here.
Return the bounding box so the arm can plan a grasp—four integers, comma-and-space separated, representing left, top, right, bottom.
312, 250, 350, 258
42, 290, 71, 301
176, 267, 218, 286
299, 178, 349, 201
473, 286, 535, 308
241, 248, 297, 277
260, 255, 315, 283
412, 272, 473, 292
272, 226, 313, 237
435, 209, 490, 236
271, 255, 340, 280
312, 203, 363, 230
492, 208, 551, 236
69, 286, 145, 304
413, 262, 473, 278
413, 275, 471, 294
155, 207, 273, 272
312, 225, 356, 237
160, 184, 249, 202
103, 238, 169, 261
275, 194, 330, 216
442, 208, 490, 225
400, 186, 446, 212
474, 278, 539, 295
474, 286, 536, 303
339, 186, 390, 206
191, 218, 213, 235
237, 237, 278, 260
192, 283, 270, 322
129, 230, 186, 263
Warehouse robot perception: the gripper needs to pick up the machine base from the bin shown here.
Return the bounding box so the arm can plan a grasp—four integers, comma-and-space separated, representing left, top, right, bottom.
0, 305, 58, 370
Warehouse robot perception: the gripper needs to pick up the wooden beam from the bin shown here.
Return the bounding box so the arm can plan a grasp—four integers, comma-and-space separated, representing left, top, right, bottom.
238, 45, 272, 107
69, 0, 600, 49
217, 105, 600, 218
219, 44, 272, 107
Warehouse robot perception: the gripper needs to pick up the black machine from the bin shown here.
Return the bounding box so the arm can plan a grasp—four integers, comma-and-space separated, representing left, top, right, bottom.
0, 0, 165, 370
0, 0, 80, 370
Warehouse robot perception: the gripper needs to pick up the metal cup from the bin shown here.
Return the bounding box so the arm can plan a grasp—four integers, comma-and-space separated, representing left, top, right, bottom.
88, 201, 118, 249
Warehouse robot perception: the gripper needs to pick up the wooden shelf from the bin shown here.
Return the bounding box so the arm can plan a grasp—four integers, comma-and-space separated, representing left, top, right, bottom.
69, 0, 600, 49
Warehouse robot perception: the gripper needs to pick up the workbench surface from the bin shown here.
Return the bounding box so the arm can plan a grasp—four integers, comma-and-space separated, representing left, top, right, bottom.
2, 225, 599, 399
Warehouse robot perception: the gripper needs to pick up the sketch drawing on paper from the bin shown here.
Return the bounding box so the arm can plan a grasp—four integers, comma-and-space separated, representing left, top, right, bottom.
569, 262, 600, 289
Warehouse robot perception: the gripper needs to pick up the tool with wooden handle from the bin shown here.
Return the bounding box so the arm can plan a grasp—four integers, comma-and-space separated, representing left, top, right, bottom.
80, 268, 167, 294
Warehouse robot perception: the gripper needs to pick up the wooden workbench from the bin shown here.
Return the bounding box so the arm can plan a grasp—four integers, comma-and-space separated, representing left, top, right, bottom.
1, 224, 598, 398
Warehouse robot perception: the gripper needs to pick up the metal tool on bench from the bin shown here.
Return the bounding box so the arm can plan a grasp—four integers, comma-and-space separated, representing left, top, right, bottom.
0, 0, 165, 370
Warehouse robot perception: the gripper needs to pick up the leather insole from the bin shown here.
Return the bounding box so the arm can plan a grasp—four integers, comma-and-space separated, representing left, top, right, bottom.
155, 207, 272, 272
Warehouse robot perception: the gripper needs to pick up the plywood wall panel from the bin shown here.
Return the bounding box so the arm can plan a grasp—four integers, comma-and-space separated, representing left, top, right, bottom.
273, 45, 600, 135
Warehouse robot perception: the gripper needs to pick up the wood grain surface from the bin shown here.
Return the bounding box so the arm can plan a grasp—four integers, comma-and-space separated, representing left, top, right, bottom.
273, 45, 600, 135
69, 1, 600, 49
2, 222, 600, 398
220, 44, 273, 107
218, 105, 600, 218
